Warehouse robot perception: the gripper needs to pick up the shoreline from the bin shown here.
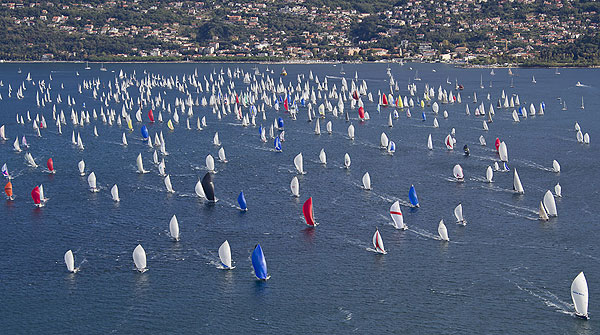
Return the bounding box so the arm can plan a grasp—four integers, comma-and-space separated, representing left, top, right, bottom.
0, 59, 598, 69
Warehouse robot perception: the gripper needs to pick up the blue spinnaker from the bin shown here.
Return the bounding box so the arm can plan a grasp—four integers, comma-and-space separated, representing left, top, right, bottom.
141, 125, 149, 139
409, 184, 419, 207
251, 244, 268, 280
237, 191, 247, 211
274, 137, 282, 151
277, 117, 284, 129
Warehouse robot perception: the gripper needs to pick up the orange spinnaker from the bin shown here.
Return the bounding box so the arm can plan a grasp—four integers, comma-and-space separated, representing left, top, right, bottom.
5, 181, 13, 197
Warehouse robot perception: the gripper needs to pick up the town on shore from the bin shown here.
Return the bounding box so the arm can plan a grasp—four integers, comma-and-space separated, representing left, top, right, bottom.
1, 0, 599, 67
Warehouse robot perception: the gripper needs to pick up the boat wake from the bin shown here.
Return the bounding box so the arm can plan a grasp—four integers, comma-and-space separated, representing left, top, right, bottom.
516, 159, 555, 172
408, 227, 440, 241
344, 236, 373, 251
506, 271, 573, 316
338, 307, 353, 321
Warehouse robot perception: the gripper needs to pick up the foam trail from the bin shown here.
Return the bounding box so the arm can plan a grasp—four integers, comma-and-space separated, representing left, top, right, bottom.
507, 273, 573, 316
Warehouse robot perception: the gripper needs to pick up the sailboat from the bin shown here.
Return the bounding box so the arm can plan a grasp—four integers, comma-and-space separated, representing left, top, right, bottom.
362, 172, 371, 190
372, 228, 387, 254
427, 134, 433, 150
319, 149, 327, 165
342, 153, 351, 169
100, 63, 107, 72
552, 160, 561, 173
132, 244, 147, 272
205, 154, 215, 173
453, 164, 464, 182
347, 124, 355, 140
251, 244, 268, 280
554, 183, 562, 197
513, 168, 524, 194
5, 181, 13, 200
218, 147, 227, 162
303, 197, 317, 226
409, 185, 419, 207
486, 166, 493, 183
111, 184, 120, 202
581, 97, 585, 110
85, 61, 91, 70
136, 153, 148, 173
201, 172, 216, 202
169, 215, 180, 241
164, 175, 175, 193
543, 190, 557, 217
571, 272, 589, 319
87, 172, 98, 192
78, 160, 85, 176
31, 186, 42, 207
237, 191, 247, 211
438, 219, 449, 241
390, 201, 407, 230
454, 203, 465, 225
218, 240, 234, 269
294, 153, 305, 174
290, 176, 299, 197
64, 250, 77, 273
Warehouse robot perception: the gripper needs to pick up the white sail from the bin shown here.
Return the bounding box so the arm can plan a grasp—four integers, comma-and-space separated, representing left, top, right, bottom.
380, 132, 389, 148
372, 229, 387, 254
554, 183, 562, 197
552, 160, 561, 173
294, 153, 304, 174
25, 153, 38, 167
438, 219, 449, 241
427, 134, 433, 150
195, 179, 206, 198
206, 154, 215, 172
512, 110, 519, 122
433, 118, 439, 128
122, 132, 128, 146
13, 137, 21, 152
539, 201, 549, 221
213, 132, 221, 146
290, 176, 300, 197
319, 149, 327, 164
499, 142, 508, 162
132, 244, 147, 272
362, 172, 371, 190
577, 130, 584, 143
485, 166, 493, 183
445, 134, 454, 150
390, 201, 406, 230
543, 190, 557, 216
479, 135, 486, 146
111, 184, 120, 202
453, 164, 464, 181
326, 121, 332, 134
64, 250, 76, 273
218, 147, 227, 162
454, 203, 465, 225
584, 133, 590, 144
347, 124, 355, 140
314, 119, 321, 135
136, 153, 148, 173
78, 160, 85, 176
513, 168, 524, 194
344, 153, 351, 169
571, 272, 589, 319
218, 240, 234, 269
169, 215, 180, 241
87, 172, 98, 191
164, 175, 175, 193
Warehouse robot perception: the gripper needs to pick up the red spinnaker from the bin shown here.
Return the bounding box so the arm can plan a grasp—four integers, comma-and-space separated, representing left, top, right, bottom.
382, 94, 388, 106
495, 138, 501, 152
47, 158, 54, 172
358, 107, 365, 120
303, 197, 315, 226
148, 109, 155, 122
31, 186, 41, 205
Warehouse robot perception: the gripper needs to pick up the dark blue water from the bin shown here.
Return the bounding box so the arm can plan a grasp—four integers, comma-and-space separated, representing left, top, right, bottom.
0, 62, 598, 334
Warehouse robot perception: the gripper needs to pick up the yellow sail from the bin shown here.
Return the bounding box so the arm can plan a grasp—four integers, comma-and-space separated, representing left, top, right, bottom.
167, 119, 174, 130
127, 118, 133, 130
420, 100, 425, 108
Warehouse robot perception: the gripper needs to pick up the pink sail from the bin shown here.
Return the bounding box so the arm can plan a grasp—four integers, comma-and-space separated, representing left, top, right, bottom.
303, 197, 315, 226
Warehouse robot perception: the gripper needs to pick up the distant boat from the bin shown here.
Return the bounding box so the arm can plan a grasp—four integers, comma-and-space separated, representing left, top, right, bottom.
453, 164, 464, 182
78, 160, 85, 176
294, 153, 305, 174
31, 186, 42, 207
237, 191, 247, 211
200, 172, 215, 202
132, 244, 147, 272
136, 153, 148, 173
486, 166, 493, 183
362, 172, 371, 190
409, 185, 419, 207
111, 184, 120, 202
454, 203, 465, 225
251, 244, 268, 280
552, 160, 561, 173
576, 81, 584, 87
372, 228, 387, 254
218, 240, 234, 269
532, 75, 536, 84
4, 181, 13, 200
543, 190, 557, 217
554, 183, 562, 197
280, 67, 287, 76
164, 175, 175, 193
290, 176, 299, 197
438, 219, 449, 241
85, 61, 91, 70
100, 63, 107, 72
571, 272, 589, 319
169, 215, 180, 241
390, 201, 407, 230
64, 250, 76, 273
427, 134, 433, 150
513, 168, 524, 194
302, 197, 316, 226
344, 153, 351, 169
87, 172, 98, 192
319, 149, 327, 164
205, 154, 215, 173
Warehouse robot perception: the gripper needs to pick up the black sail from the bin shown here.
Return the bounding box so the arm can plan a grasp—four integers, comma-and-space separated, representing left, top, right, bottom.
201, 172, 215, 201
